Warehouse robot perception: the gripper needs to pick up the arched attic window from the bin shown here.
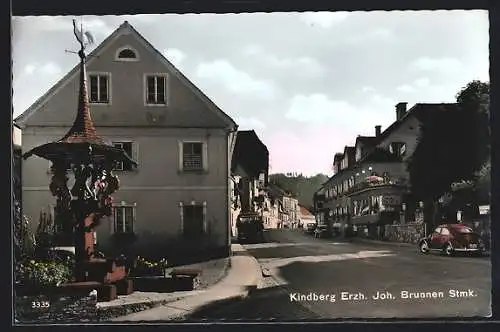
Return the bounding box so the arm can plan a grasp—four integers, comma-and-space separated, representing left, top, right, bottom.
115, 46, 139, 61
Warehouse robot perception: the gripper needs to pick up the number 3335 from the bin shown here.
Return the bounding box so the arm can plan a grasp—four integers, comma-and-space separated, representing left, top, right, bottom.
32, 301, 50, 308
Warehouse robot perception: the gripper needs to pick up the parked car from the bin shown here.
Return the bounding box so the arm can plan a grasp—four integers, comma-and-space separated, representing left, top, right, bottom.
236, 212, 265, 243
314, 224, 330, 238
304, 221, 317, 234
418, 224, 486, 256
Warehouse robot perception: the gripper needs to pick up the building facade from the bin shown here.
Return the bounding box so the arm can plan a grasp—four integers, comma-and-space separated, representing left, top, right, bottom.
229, 130, 269, 235
15, 21, 238, 262
314, 102, 457, 239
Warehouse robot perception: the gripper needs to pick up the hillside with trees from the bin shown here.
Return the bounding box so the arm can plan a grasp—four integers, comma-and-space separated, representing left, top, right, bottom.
268, 173, 329, 210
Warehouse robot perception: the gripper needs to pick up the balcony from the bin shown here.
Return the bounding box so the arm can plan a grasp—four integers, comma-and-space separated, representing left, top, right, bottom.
346, 176, 408, 196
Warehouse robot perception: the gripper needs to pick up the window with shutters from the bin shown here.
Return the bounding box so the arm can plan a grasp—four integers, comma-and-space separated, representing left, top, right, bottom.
145, 74, 167, 105
182, 142, 204, 171
112, 142, 134, 171
114, 206, 135, 233
89, 73, 110, 104
182, 205, 204, 238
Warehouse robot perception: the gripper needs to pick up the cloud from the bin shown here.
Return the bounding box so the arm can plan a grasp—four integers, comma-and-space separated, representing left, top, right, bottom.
395, 77, 431, 93
396, 85, 415, 93
29, 16, 113, 37
410, 57, 463, 73
24, 64, 36, 75
235, 116, 266, 130
196, 59, 277, 100
242, 45, 326, 78
39, 63, 62, 76
414, 77, 430, 87
346, 28, 395, 44
368, 28, 394, 39
163, 48, 186, 68
285, 93, 391, 134
298, 11, 350, 28
22, 62, 61, 76
362, 86, 376, 93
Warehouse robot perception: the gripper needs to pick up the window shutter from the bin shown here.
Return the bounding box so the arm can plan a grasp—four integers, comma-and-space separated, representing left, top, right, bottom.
202, 141, 208, 172
165, 74, 170, 107
179, 202, 184, 235
132, 142, 139, 167
202, 201, 207, 233
178, 141, 184, 172
110, 210, 115, 235
132, 205, 137, 233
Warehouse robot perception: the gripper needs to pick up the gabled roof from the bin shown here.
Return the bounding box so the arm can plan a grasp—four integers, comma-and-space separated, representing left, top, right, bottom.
343, 146, 355, 156
355, 136, 378, 149
15, 21, 237, 130
231, 130, 269, 178
333, 153, 343, 161
299, 205, 314, 217
319, 103, 457, 190
376, 103, 457, 143
356, 103, 458, 166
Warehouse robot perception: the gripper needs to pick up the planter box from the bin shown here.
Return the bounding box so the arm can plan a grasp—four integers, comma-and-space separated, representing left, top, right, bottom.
131, 275, 197, 293
131, 267, 165, 277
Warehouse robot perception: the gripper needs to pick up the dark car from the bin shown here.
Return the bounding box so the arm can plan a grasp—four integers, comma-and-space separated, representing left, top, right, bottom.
236, 213, 264, 243
418, 224, 486, 256
304, 222, 317, 234
314, 224, 330, 238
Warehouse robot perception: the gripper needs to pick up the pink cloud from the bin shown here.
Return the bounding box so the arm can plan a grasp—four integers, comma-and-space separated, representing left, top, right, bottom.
262, 125, 358, 176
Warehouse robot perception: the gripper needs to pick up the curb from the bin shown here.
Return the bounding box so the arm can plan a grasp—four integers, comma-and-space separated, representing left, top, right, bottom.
351, 238, 416, 248
231, 244, 264, 291
110, 247, 262, 321
97, 297, 186, 321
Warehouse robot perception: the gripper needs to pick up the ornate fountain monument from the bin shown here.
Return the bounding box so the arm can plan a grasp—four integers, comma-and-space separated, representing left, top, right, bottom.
23, 19, 137, 301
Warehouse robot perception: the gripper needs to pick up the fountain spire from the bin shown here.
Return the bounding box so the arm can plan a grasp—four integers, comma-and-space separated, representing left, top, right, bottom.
59, 19, 103, 145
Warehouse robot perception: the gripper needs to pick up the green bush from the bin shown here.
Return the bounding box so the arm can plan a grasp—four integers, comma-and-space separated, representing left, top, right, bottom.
15, 259, 72, 288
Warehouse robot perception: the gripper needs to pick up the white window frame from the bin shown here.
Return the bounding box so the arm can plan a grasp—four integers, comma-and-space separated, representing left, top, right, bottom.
178, 140, 208, 173
144, 73, 169, 106
111, 202, 137, 234
179, 201, 208, 236
88, 72, 112, 105
114, 45, 140, 62
111, 140, 136, 171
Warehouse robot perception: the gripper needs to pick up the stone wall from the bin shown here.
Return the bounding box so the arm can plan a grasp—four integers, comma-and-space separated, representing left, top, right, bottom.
384, 223, 427, 244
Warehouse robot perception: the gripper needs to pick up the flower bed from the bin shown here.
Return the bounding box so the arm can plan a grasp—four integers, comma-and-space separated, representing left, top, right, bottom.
131, 257, 168, 277
15, 259, 73, 296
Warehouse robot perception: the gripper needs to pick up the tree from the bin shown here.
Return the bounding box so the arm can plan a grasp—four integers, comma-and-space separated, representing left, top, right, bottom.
406, 80, 489, 230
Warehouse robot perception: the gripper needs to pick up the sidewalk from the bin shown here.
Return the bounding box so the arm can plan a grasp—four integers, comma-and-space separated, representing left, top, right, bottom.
111, 243, 262, 321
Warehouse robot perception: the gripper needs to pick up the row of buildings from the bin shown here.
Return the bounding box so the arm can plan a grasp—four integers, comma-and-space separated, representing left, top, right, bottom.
13, 20, 309, 263
228, 129, 315, 234
312, 102, 490, 242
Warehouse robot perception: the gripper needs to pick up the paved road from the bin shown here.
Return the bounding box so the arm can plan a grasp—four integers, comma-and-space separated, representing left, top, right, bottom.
186, 229, 491, 320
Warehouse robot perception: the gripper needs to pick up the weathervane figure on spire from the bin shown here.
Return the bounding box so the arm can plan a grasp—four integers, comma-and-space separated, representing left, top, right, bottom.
72, 18, 95, 59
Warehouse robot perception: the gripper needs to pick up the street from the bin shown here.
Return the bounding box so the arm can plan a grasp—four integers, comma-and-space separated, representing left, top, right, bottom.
186, 229, 491, 320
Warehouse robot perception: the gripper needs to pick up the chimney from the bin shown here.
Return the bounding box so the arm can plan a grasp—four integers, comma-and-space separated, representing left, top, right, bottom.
396, 102, 408, 120
375, 125, 381, 137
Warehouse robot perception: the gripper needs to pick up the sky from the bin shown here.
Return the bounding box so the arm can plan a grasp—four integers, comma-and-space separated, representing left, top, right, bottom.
12, 11, 489, 176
